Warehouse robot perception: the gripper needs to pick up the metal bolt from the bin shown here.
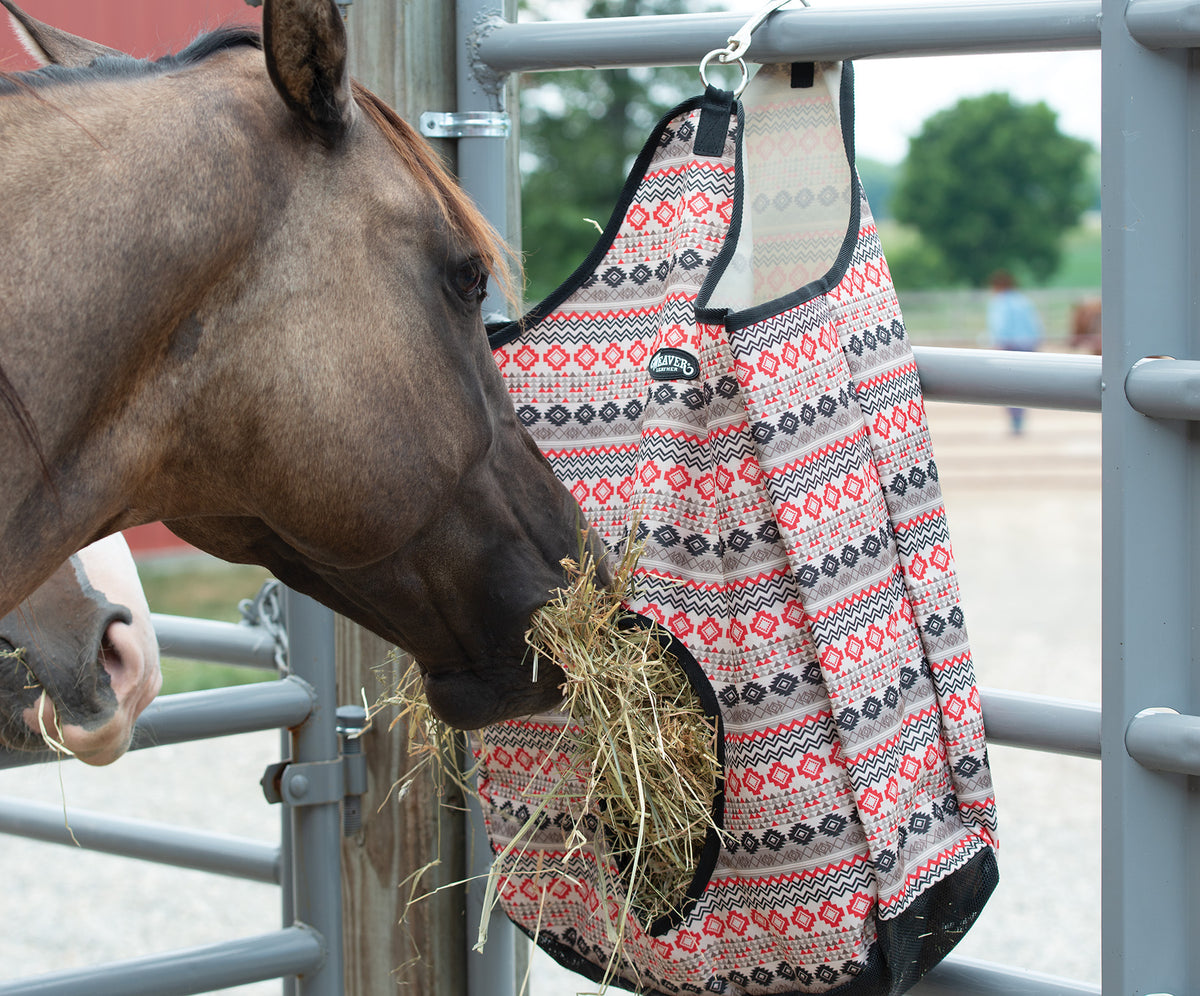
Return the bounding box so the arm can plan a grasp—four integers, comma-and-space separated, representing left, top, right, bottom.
287, 773, 309, 800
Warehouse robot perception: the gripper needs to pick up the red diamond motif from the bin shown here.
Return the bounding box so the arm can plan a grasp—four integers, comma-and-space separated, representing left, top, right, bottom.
544, 344, 569, 371
899, 755, 921, 781
593, 479, 614, 503
602, 343, 624, 367
575, 344, 599, 370
687, 192, 713, 216
668, 611, 694, 637
757, 351, 780, 377
666, 466, 691, 491
750, 611, 779, 639
728, 619, 747, 644
778, 502, 802, 529
626, 204, 650, 230
798, 753, 824, 779
570, 481, 589, 503
738, 457, 763, 485
628, 341, 648, 364
767, 761, 794, 789
791, 907, 815, 931
818, 901, 844, 927
698, 617, 722, 645
652, 201, 675, 226
514, 345, 538, 371
848, 892, 873, 918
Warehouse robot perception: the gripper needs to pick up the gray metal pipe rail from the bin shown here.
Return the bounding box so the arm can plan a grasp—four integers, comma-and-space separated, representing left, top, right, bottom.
152, 613, 279, 669
0, 926, 325, 996
916, 954, 1100, 995
0, 796, 280, 883
1124, 356, 1200, 419
980, 688, 1102, 759
1124, 708, 1200, 776
914, 347, 1102, 412
1125, 0, 1200, 46
473, 1, 1103, 74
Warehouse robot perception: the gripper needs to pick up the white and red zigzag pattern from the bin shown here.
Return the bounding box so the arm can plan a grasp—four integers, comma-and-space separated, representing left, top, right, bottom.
483, 79, 997, 996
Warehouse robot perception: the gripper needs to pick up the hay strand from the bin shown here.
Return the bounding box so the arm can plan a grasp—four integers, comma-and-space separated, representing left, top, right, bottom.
378, 532, 721, 990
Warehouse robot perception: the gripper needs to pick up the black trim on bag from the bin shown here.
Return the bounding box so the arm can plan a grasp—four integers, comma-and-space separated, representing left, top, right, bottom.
487, 90, 736, 349
614, 612, 726, 938
694, 62, 861, 333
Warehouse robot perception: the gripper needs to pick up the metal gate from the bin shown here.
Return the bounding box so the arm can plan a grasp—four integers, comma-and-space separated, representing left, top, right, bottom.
450, 2, 1199, 994
0, 587, 348, 996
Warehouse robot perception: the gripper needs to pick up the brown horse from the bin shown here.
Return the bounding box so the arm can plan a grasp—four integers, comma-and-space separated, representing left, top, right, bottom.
0, 535, 160, 764
0, 0, 596, 731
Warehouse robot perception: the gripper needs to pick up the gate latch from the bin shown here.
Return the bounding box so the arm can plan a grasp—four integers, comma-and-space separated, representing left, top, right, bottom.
260, 705, 370, 838
419, 111, 511, 139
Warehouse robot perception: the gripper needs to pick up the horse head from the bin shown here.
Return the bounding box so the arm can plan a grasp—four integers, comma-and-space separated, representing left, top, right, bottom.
0, 536, 160, 764
0, 0, 603, 730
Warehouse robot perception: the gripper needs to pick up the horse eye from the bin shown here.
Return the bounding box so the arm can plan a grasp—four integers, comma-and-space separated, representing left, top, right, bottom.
454, 260, 488, 303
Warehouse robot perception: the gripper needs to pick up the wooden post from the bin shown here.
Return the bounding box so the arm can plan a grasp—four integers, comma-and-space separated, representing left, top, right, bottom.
336, 5, 465, 995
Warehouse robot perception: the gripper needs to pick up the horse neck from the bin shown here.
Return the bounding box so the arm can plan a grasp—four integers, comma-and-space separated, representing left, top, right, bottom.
0, 66, 282, 612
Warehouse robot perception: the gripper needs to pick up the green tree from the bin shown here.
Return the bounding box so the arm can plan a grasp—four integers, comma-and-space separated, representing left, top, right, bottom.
518, 0, 710, 303
892, 93, 1092, 287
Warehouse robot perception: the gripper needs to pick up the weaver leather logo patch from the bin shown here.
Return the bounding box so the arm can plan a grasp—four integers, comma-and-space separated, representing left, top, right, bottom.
648, 347, 700, 381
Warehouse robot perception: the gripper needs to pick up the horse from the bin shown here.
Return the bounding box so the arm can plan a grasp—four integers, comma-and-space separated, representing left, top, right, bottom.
0, 0, 599, 731
0, 534, 160, 764
1070, 298, 1102, 354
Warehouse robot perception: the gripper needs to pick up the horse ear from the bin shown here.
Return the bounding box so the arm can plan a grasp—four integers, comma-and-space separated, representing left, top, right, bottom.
1, 0, 125, 67
263, 0, 353, 145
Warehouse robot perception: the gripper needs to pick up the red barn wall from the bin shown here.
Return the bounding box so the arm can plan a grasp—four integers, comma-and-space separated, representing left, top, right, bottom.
1, 0, 260, 71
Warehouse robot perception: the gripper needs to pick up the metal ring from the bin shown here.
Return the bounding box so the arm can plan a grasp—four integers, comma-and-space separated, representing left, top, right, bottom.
698, 48, 750, 97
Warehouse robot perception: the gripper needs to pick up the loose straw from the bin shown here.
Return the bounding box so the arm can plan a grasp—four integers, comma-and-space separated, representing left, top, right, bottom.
377, 532, 721, 992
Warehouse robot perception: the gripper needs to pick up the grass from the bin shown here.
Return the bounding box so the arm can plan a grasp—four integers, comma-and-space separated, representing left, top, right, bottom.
878, 216, 1101, 349
137, 557, 275, 696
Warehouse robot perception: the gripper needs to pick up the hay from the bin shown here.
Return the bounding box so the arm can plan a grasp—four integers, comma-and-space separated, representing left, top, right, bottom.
378, 533, 721, 978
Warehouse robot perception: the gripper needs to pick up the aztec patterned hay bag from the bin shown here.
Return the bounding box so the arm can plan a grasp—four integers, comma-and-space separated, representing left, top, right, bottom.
478, 59, 999, 995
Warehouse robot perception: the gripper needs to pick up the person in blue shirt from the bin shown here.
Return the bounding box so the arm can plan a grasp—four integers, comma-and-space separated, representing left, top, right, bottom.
987, 270, 1043, 434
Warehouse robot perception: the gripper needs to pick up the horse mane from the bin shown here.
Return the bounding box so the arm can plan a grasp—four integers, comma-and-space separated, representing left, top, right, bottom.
0, 26, 261, 94
351, 82, 518, 310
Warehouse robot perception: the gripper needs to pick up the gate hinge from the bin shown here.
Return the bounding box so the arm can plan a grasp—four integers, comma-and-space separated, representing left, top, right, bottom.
419, 111, 511, 139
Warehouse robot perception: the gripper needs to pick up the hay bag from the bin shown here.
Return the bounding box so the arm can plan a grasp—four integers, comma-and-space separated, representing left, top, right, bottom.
483, 62, 999, 995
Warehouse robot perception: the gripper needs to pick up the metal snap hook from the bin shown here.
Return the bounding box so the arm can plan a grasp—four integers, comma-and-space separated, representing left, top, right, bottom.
698, 47, 750, 96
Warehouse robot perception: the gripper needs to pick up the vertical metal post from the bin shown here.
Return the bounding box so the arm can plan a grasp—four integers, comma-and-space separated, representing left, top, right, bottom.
284, 589, 344, 996
281, 727, 297, 996
457, 3, 522, 995
1100, 4, 1200, 994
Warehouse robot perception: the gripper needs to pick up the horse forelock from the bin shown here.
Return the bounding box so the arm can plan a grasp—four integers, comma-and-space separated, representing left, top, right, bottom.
351, 81, 519, 311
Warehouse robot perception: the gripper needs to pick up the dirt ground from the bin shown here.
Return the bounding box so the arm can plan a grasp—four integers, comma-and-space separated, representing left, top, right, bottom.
0, 401, 1102, 994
